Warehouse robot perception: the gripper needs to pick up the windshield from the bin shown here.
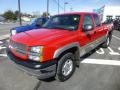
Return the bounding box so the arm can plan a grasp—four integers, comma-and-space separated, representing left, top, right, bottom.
31, 18, 43, 25
31, 18, 36, 24
43, 14, 80, 30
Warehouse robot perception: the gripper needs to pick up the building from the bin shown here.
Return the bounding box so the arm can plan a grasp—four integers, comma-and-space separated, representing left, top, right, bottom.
0, 16, 5, 22
21, 16, 31, 22
93, 6, 120, 22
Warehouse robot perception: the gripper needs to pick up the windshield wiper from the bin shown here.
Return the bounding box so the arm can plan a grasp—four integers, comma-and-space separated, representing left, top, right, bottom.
41, 26, 51, 29
41, 26, 74, 31
52, 26, 68, 30
51, 26, 75, 31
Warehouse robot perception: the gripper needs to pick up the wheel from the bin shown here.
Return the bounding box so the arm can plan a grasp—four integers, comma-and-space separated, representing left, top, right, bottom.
102, 34, 112, 48
118, 27, 120, 31
56, 53, 76, 82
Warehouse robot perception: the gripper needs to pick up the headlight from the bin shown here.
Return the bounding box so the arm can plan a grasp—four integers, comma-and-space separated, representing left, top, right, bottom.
30, 46, 41, 53
28, 46, 43, 62
11, 29, 17, 35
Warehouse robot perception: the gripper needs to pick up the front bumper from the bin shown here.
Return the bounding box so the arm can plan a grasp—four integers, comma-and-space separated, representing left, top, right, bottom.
6, 48, 57, 79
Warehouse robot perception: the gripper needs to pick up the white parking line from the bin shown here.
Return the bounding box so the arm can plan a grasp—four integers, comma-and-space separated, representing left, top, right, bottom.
81, 58, 120, 66
0, 34, 9, 40
108, 47, 120, 55
118, 47, 120, 50
113, 35, 120, 40
0, 54, 7, 57
0, 46, 6, 50
96, 48, 105, 54
0, 41, 3, 44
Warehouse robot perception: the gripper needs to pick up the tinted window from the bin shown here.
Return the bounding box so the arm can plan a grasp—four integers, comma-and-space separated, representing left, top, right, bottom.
93, 14, 101, 27
83, 14, 94, 29
43, 15, 80, 30
36, 18, 43, 23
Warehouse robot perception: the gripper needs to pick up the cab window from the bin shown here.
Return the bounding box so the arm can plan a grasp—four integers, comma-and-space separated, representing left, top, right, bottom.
93, 14, 101, 27
82, 14, 94, 31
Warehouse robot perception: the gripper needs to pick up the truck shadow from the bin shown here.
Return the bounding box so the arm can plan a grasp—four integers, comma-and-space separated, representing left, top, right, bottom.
40, 77, 56, 82
33, 77, 55, 90
80, 48, 97, 61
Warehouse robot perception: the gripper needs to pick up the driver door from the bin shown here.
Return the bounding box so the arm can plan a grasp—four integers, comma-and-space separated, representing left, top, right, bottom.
80, 14, 95, 56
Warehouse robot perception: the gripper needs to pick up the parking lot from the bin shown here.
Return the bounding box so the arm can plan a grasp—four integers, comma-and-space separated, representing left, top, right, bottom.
0, 24, 120, 90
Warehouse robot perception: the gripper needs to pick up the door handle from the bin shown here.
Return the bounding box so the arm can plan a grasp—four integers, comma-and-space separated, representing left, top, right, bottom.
94, 31, 96, 34
98, 30, 102, 31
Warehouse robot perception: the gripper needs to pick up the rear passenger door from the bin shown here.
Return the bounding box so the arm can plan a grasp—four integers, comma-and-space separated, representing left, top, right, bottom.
92, 14, 107, 45
93, 14, 104, 39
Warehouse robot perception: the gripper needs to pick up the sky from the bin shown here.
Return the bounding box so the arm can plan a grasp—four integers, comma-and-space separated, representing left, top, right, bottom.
0, 0, 120, 15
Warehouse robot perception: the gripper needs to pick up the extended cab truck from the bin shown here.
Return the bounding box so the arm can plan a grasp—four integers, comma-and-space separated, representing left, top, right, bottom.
7, 12, 113, 82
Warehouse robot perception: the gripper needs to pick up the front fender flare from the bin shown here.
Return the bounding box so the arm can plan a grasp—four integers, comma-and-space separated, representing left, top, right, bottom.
53, 42, 80, 59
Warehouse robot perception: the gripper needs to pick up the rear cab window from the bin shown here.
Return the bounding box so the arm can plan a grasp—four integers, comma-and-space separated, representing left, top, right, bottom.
93, 14, 101, 27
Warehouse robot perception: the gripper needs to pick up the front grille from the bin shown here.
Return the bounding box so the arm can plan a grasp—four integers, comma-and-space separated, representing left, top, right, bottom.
9, 40, 27, 56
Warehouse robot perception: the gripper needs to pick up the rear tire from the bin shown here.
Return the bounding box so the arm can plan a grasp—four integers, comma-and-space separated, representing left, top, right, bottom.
102, 34, 112, 48
56, 53, 76, 82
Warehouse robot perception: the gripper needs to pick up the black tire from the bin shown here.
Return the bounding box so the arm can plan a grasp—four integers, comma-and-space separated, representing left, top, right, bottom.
102, 34, 112, 48
118, 27, 120, 31
56, 53, 76, 82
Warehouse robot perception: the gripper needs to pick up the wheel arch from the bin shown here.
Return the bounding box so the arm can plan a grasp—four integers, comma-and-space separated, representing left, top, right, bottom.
53, 42, 81, 67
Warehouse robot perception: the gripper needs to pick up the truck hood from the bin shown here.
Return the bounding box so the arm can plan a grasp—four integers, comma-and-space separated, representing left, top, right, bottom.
11, 29, 74, 46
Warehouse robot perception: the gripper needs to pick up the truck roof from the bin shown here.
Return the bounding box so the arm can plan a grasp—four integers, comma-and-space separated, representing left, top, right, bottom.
56, 12, 98, 16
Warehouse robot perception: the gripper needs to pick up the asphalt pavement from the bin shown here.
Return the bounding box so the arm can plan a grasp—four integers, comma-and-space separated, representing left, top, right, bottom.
0, 28, 120, 90
0, 22, 28, 36
0, 23, 18, 36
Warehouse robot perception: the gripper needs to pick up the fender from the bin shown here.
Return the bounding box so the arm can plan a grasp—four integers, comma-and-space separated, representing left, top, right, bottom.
53, 42, 80, 59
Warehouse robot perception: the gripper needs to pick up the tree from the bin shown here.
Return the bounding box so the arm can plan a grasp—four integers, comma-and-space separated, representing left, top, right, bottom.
3, 10, 17, 20
14, 10, 19, 18
42, 12, 50, 17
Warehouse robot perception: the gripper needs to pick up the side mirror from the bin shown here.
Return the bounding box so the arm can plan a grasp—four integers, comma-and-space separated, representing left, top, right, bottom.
83, 24, 93, 31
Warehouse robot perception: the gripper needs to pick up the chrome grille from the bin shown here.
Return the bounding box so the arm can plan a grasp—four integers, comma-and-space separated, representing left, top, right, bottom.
10, 40, 27, 55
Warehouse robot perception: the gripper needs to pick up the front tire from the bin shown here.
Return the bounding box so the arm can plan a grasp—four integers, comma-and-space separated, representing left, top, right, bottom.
56, 53, 76, 82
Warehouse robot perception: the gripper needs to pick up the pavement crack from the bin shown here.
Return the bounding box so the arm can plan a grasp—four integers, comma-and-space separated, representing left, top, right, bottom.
33, 80, 42, 90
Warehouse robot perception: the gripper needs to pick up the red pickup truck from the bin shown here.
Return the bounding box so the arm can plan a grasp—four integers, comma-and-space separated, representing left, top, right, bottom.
7, 12, 113, 82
